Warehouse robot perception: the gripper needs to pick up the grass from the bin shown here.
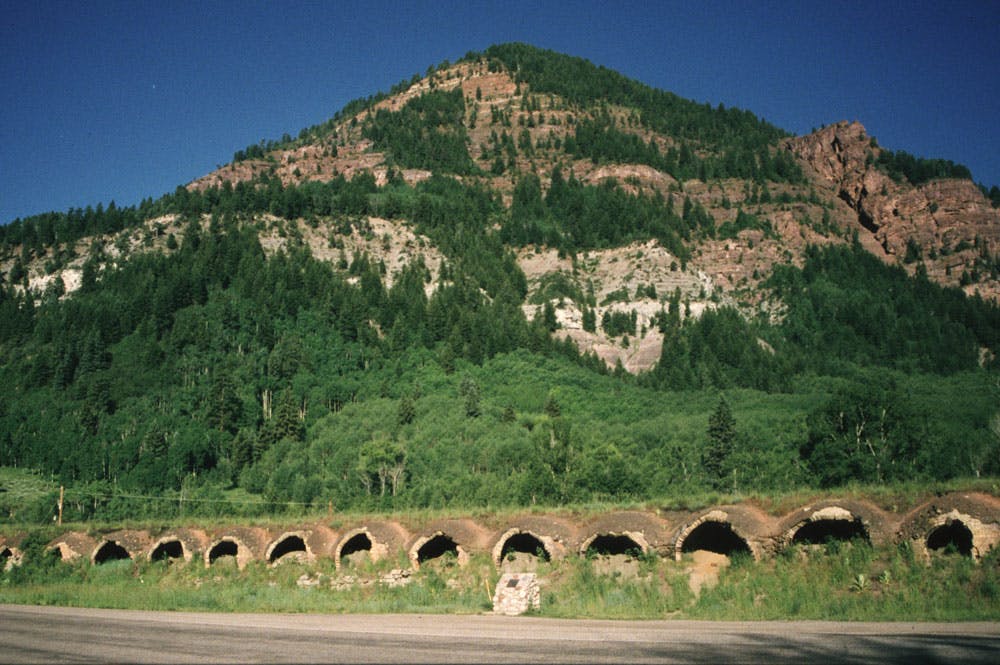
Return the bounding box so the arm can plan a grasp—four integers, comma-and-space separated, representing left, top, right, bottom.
3, 541, 997, 621
4, 476, 998, 539
0, 467, 58, 521
1, 550, 496, 615
685, 541, 1000, 621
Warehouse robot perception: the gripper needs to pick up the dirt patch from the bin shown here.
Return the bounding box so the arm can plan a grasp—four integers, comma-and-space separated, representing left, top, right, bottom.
590, 553, 643, 580
684, 550, 730, 595
341, 549, 372, 568
500, 551, 545, 573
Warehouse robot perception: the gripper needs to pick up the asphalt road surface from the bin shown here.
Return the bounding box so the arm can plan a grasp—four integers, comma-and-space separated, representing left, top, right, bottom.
1, 604, 998, 663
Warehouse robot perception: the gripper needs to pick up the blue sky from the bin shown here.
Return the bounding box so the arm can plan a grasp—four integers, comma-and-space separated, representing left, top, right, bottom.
2, 0, 998, 224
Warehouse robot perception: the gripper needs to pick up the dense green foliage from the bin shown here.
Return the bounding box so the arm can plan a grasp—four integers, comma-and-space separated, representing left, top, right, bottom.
646, 306, 790, 393
980, 184, 1000, 208
0, 200, 155, 270
362, 89, 476, 174
767, 243, 1000, 374
501, 167, 696, 258
479, 43, 788, 148
2, 204, 998, 522
568, 115, 803, 183
2, 44, 998, 524
875, 148, 973, 186
0, 215, 586, 517
478, 43, 803, 183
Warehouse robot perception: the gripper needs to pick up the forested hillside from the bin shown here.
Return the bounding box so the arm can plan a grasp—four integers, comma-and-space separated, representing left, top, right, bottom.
1, 44, 998, 522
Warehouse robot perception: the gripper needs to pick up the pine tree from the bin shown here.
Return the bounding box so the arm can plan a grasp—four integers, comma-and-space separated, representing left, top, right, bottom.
544, 391, 561, 418
231, 428, 258, 471
259, 388, 304, 450
207, 369, 243, 434
704, 396, 736, 490
397, 395, 416, 426
542, 301, 558, 331
459, 376, 480, 418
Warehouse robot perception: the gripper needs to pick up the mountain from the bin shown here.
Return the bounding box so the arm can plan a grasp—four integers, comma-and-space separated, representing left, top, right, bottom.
0, 44, 998, 520
8, 45, 998, 374
192, 45, 1000, 304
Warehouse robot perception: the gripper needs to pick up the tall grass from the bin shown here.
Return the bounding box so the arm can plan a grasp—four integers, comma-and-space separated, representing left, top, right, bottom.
4, 538, 996, 620
686, 540, 1000, 621
0, 549, 495, 615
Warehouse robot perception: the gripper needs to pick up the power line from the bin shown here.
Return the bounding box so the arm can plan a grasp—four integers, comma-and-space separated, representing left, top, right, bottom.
60, 489, 312, 508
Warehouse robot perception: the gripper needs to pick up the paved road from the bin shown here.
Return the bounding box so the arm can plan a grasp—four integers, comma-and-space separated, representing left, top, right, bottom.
1, 604, 998, 663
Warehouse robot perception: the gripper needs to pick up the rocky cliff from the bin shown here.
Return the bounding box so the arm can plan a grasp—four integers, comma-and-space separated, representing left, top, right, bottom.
788, 121, 1000, 300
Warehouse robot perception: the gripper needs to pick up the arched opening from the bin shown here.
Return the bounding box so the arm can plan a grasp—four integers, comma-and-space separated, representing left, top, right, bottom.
416, 534, 459, 564
94, 540, 131, 564
0, 547, 11, 561
339, 532, 373, 567
500, 532, 550, 563
150, 539, 185, 562
268, 535, 307, 563
208, 539, 239, 564
680, 521, 751, 557
48, 544, 68, 561
792, 519, 869, 545
927, 521, 973, 557
585, 534, 644, 557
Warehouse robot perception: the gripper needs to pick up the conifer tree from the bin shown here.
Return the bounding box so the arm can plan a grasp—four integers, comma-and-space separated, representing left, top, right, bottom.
459, 376, 480, 418
704, 396, 736, 490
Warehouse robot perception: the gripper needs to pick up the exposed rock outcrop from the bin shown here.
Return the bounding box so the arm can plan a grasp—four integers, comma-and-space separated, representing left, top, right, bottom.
789, 121, 1000, 299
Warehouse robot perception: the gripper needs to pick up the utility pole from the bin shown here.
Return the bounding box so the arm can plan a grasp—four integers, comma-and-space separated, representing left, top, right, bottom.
58, 485, 64, 526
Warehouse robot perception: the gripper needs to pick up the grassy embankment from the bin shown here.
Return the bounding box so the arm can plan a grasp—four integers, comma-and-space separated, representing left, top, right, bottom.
2, 534, 997, 620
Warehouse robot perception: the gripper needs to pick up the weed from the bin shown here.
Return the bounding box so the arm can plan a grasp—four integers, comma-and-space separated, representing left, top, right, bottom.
2, 541, 998, 620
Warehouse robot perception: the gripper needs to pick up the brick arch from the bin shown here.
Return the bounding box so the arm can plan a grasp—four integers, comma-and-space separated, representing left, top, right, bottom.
47, 542, 74, 561
920, 511, 993, 560
148, 537, 190, 563
899, 493, 1000, 561
578, 511, 668, 555
674, 511, 756, 561
491, 528, 555, 568
580, 531, 649, 557
409, 531, 467, 569
47, 533, 96, 563
1, 545, 21, 570
206, 537, 252, 569
926, 519, 974, 556
781, 506, 871, 548
777, 500, 887, 551
335, 527, 392, 569
265, 531, 313, 564
92, 539, 132, 565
